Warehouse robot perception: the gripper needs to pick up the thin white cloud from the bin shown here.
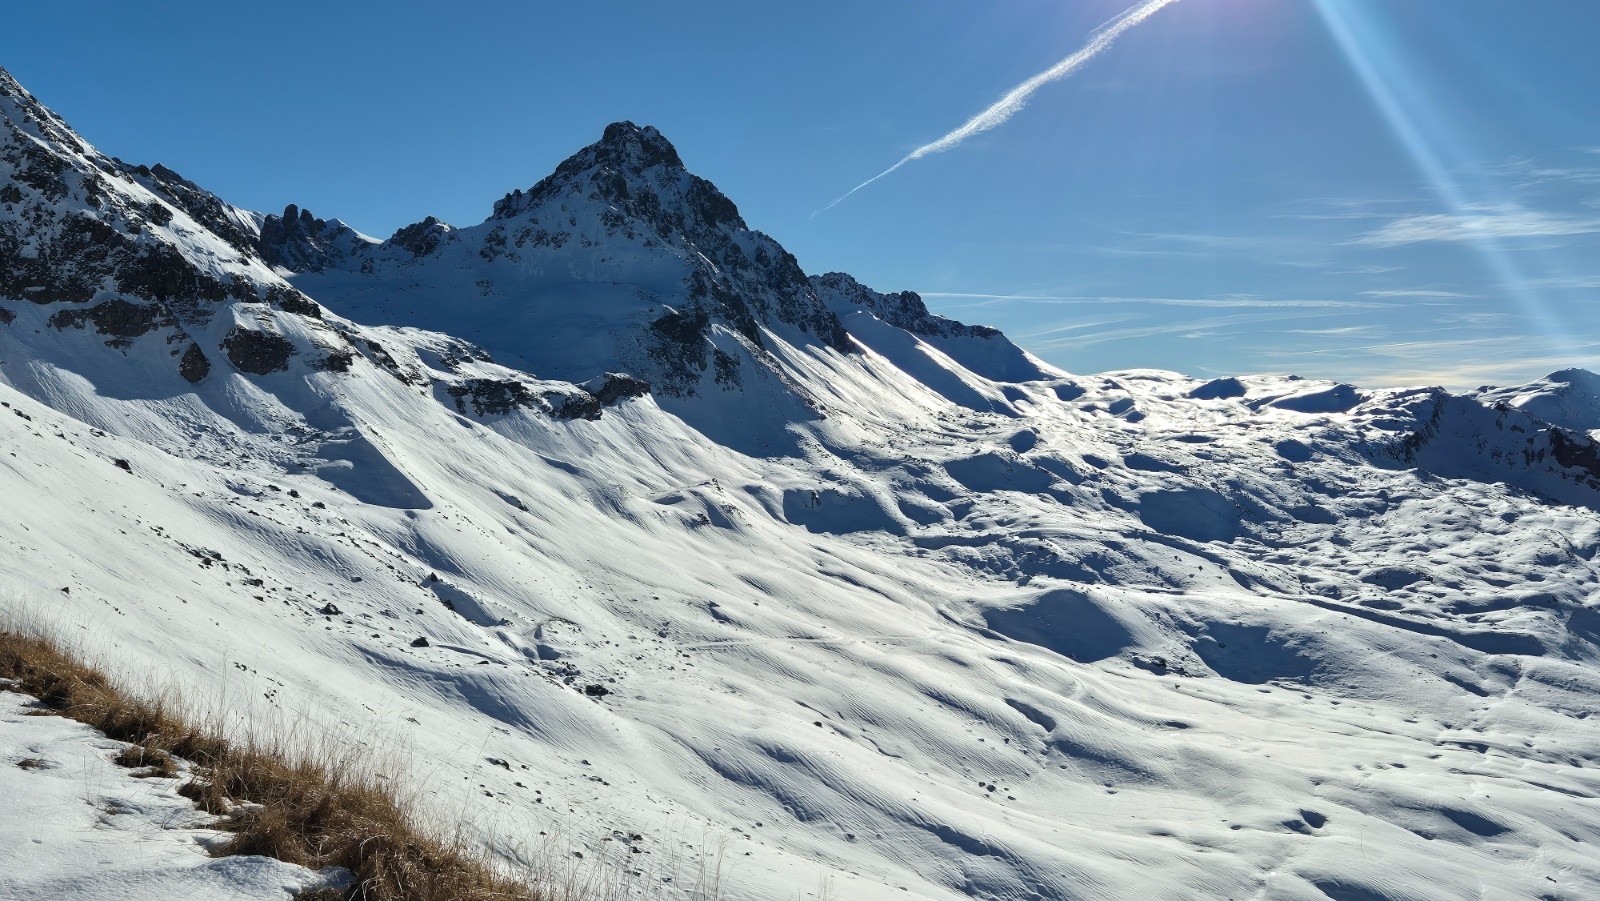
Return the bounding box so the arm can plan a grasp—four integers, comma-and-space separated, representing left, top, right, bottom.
1017, 316, 1140, 342
1355, 204, 1600, 247
1358, 289, 1473, 299
1285, 197, 1421, 222
1027, 309, 1337, 349
920, 292, 1386, 310
1287, 336, 1516, 356
1483, 156, 1600, 188
1117, 230, 1280, 249
1321, 353, 1600, 392
1328, 265, 1406, 276
1084, 245, 1212, 260
1252, 334, 1600, 391
1526, 275, 1600, 290
1094, 230, 1324, 265
816, 0, 1181, 214
1283, 325, 1379, 336
1435, 310, 1514, 329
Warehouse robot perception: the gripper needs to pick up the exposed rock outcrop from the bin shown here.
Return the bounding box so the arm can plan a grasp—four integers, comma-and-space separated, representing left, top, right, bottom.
223, 327, 296, 375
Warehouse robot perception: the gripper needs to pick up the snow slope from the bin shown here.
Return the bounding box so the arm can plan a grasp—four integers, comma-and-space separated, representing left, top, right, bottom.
4, 65, 1600, 900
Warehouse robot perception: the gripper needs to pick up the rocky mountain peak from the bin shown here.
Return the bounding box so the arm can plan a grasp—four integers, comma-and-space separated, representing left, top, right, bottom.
264, 119, 1056, 404
294, 120, 857, 397
811, 272, 998, 341
385, 215, 452, 259
1547, 367, 1600, 389
258, 203, 371, 271
1, 68, 336, 385
489, 121, 747, 239
0, 65, 87, 155
593, 120, 685, 171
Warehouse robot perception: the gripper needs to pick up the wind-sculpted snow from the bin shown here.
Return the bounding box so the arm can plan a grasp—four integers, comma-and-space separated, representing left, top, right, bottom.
5, 66, 1600, 900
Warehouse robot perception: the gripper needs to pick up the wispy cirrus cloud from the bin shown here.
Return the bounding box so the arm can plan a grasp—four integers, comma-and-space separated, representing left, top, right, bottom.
816, 0, 1181, 214
1021, 309, 1336, 349
1282, 325, 1379, 337
1358, 289, 1474, 299
1258, 336, 1600, 391
1327, 265, 1405, 276
1354, 204, 1600, 247
1060, 229, 1327, 266
1527, 275, 1600, 290
1282, 197, 1420, 222
920, 292, 1386, 310
1480, 156, 1600, 188
1117, 230, 1284, 250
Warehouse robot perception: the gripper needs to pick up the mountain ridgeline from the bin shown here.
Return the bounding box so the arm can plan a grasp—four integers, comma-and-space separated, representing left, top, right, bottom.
4, 57, 1030, 424
3, 57, 1593, 485
252, 119, 1039, 405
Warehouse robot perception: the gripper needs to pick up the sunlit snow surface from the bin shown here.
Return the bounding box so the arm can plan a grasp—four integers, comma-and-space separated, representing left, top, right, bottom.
4, 333, 1599, 899
1478, 368, 1600, 439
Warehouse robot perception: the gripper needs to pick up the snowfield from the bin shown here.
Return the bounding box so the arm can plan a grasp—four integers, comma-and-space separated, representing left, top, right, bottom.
3, 65, 1600, 899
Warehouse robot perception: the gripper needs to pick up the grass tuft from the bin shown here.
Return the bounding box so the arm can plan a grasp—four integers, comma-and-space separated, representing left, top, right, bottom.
0, 626, 548, 901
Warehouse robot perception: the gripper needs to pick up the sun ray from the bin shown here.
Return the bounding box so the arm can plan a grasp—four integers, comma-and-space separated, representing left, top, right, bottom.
1309, 0, 1575, 362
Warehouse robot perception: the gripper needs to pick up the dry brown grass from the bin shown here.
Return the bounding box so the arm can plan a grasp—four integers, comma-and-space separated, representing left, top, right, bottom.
0, 625, 549, 901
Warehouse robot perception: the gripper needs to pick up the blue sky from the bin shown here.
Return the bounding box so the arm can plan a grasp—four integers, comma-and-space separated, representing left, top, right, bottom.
6, 0, 1597, 388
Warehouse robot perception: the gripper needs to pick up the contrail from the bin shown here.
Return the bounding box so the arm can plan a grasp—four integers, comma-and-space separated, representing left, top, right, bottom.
815, 0, 1181, 216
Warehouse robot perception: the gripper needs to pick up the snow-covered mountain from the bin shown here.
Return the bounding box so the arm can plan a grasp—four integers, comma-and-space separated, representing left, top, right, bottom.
4, 63, 1600, 900
1478, 368, 1600, 439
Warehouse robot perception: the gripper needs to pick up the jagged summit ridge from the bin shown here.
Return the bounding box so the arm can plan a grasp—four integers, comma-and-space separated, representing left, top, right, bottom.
258, 203, 372, 272
284, 120, 1020, 403
595, 120, 686, 170
0, 69, 634, 425
0, 63, 1038, 433
811, 271, 998, 342
0, 65, 88, 155
0, 64, 336, 385
252, 119, 1041, 407
485, 120, 748, 247
491, 121, 697, 223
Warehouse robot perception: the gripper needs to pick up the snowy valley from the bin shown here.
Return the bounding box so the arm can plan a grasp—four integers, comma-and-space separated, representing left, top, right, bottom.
2, 65, 1600, 900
